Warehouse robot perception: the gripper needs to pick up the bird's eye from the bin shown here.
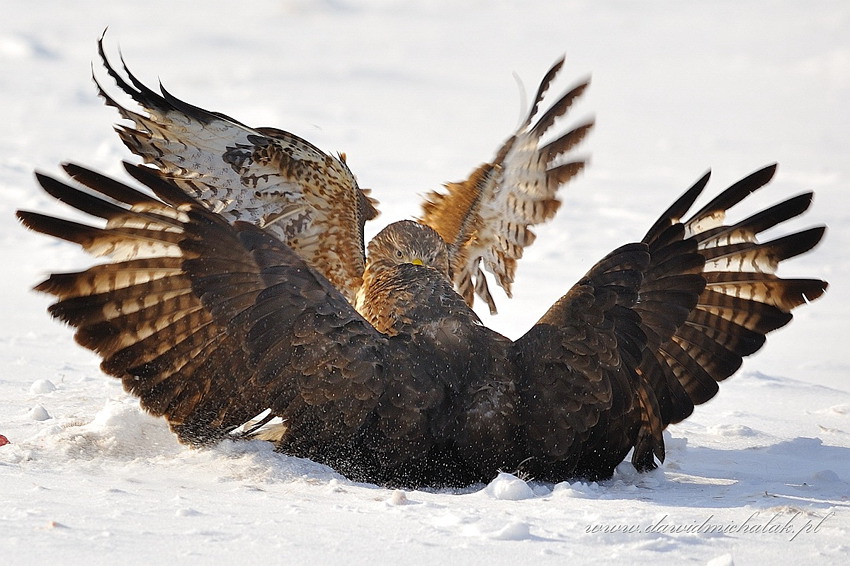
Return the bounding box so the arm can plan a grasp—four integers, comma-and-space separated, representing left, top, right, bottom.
395, 250, 404, 258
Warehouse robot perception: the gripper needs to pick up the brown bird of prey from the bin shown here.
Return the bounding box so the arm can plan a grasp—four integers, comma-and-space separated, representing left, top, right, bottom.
17, 40, 827, 488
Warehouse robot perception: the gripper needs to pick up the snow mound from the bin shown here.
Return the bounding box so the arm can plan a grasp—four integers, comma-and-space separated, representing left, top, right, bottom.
551, 480, 601, 499
708, 424, 761, 438
707, 553, 735, 566
28, 404, 51, 421
29, 379, 56, 394
483, 472, 535, 500
40, 398, 181, 461
489, 520, 532, 541
388, 489, 411, 505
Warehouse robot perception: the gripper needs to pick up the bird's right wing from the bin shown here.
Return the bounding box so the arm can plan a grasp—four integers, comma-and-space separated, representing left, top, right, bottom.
421, 57, 593, 314
94, 36, 377, 303
17, 164, 449, 480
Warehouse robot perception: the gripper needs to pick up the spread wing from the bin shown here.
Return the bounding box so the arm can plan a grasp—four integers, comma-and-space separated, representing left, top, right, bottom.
513, 164, 826, 481
420, 57, 593, 314
94, 36, 377, 303
629, 164, 827, 469
17, 164, 464, 485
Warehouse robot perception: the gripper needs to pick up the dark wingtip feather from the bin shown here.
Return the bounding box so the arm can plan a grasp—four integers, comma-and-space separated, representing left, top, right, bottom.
119, 49, 170, 109
771, 225, 827, 263
61, 162, 160, 207
33, 171, 126, 220
158, 82, 244, 126
97, 31, 186, 121
530, 80, 590, 139
809, 279, 829, 302
687, 163, 778, 223
522, 55, 566, 129
16, 210, 44, 233
541, 120, 595, 164
96, 32, 144, 104
643, 170, 711, 244
729, 192, 814, 237
121, 162, 198, 207
16, 210, 100, 247
778, 278, 829, 307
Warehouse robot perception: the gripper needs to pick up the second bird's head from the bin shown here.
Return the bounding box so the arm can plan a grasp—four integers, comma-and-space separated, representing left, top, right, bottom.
366, 220, 450, 278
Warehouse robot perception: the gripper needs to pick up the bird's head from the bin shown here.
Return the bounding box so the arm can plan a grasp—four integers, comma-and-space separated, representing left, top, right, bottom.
366, 220, 450, 278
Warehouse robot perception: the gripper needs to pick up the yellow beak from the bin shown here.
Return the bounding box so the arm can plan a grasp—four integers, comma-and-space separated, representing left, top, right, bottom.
411, 258, 424, 266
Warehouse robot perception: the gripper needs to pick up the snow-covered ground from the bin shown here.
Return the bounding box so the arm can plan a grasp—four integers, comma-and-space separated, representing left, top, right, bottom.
2, 1, 848, 564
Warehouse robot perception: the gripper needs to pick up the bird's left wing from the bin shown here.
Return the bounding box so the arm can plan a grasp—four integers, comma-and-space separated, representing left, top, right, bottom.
94, 36, 377, 303
512, 164, 827, 482
421, 57, 593, 314
629, 164, 828, 469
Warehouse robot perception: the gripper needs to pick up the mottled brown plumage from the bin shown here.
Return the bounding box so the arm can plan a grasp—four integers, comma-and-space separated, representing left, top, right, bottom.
420, 62, 593, 313
94, 38, 378, 305
18, 160, 826, 487
355, 220, 453, 334
93, 36, 591, 315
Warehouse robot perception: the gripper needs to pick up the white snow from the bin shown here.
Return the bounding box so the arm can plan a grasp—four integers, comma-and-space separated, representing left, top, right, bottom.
27, 405, 51, 421
29, 379, 56, 394
2, 1, 849, 564
484, 473, 536, 501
